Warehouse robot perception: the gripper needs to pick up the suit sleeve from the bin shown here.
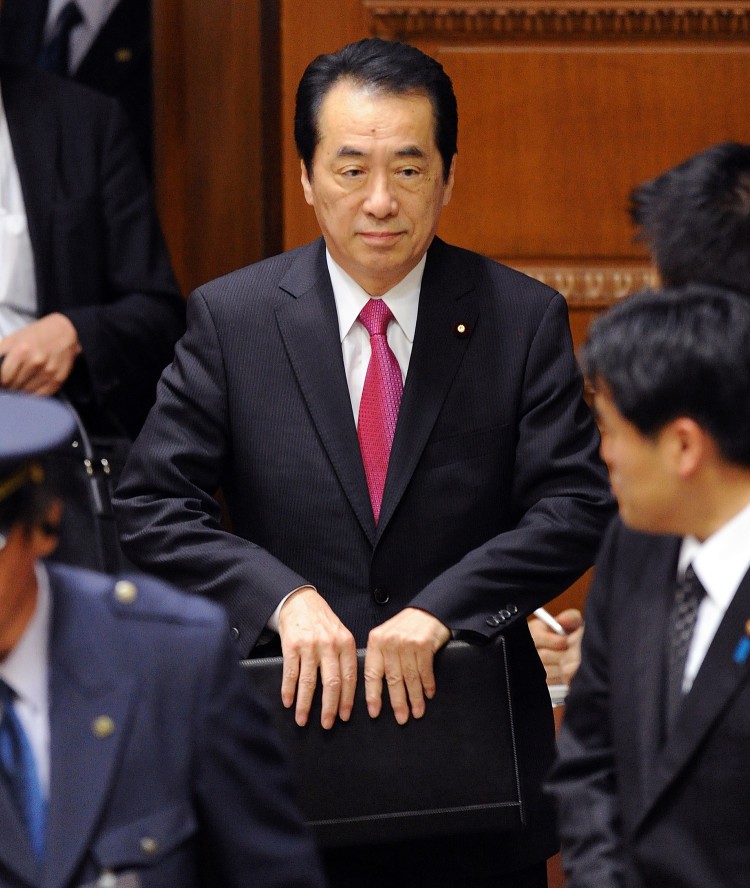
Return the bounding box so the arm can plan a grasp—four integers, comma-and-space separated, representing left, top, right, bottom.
409, 291, 615, 637
193, 621, 326, 887
114, 289, 310, 650
58, 95, 185, 437
545, 519, 626, 888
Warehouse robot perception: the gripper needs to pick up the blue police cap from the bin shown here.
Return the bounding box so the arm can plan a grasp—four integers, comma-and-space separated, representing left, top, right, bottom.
0, 393, 76, 503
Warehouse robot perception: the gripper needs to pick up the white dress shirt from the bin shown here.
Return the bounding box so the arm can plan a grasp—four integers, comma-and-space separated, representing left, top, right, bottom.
0, 566, 51, 798
678, 499, 750, 692
0, 90, 37, 338
45, 0, 120, 73
327, 249, 424, 423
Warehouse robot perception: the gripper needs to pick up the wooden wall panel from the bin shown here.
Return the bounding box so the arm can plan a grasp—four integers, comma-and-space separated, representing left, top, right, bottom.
152, 0, 279, 295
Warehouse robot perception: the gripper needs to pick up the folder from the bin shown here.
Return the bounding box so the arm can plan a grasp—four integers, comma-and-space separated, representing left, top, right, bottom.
242, 638, 523, 846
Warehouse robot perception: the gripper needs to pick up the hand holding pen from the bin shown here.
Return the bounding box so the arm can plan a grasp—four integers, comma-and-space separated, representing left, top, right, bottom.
529, 607, 584, 686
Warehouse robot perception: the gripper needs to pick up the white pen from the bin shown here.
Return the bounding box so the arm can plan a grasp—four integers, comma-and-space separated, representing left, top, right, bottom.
533, 607, 567, 636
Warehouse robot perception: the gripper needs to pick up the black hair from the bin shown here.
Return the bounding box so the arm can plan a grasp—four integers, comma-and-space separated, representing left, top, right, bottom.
581, 285, 750, 467
294, 37, 457, 182
630, 142, 750, 295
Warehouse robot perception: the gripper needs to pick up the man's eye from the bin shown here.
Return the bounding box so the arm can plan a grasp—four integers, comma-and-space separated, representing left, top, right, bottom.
400, 168, 419, 177
341, 168, 364, 178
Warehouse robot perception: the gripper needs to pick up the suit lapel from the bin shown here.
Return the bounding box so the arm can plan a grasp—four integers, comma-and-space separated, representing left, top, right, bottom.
638, 565, 750, 828
275, 241, 376, 544
0, 780, 41, 887
2, 68, 57, 311
629, 540, 680, 802
377, 239, 478, 536
43, 572, 136, 888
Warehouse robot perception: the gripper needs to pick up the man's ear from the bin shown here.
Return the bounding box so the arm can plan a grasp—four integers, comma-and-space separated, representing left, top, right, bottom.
667, 417, 708, 479
300, 159, 314, 206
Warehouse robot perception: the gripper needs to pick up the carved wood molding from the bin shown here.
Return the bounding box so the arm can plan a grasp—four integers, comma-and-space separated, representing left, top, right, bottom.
505, 261, 658, 304
363, 2, 750, 41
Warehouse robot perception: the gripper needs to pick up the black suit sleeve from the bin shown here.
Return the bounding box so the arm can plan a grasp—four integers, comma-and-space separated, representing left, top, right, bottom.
57, 94, 184, 437
410, 292, 615, 637
545, 518, 626, 888
114, 288, 310, 645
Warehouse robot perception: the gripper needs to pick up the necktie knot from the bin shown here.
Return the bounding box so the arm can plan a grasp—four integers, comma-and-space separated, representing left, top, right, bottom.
359, 299, 394, 338
0, 678, 13, 713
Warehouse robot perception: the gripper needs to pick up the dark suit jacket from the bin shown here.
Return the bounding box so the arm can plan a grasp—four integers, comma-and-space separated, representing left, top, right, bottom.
0, 562, 325, 888
0, 0, 153, 172
1, 65, 183, 439
549, 518, 750, 888
114, 236, 614, 872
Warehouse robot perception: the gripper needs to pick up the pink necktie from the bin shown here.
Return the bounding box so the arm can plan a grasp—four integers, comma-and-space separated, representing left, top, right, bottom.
357, 299, 403, 522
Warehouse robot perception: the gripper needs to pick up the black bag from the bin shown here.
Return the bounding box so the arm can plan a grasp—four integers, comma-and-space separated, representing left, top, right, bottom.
242, 638, 523, 847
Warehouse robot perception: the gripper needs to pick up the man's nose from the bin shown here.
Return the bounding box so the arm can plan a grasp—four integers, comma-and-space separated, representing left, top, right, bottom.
362, 173, 397, 218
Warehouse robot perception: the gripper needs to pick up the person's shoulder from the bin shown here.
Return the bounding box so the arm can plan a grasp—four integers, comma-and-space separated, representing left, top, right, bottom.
431, 238, 560, 304
47, 561, 226, 632
2, 63, 117, 114
193, 239, 324, 301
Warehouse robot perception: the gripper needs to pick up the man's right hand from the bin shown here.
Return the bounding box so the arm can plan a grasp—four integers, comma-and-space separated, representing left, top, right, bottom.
529, 607, 584, 686
278, 586, 357, 730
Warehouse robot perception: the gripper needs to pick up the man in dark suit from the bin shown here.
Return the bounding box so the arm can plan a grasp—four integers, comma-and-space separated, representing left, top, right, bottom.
548, 286, 750, 888
530, 140, 750, 684
0, 62, 183, 570
114, 38, 614, 887
0, 0, 153, 173
0, 64, 182, 439
0, 391, 325, 888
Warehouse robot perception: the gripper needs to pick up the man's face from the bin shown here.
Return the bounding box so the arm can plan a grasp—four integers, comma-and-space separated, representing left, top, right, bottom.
300, 79, 455, 296
595, 390, 680, 534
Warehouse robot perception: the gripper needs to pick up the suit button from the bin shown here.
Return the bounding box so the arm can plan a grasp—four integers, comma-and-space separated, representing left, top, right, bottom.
498, 609, 512, 621
231, 626, 240, 641
506, 604, 518, 615
140, 836, 159, 855
372, 587, 390, 605
486, 615, 502, 628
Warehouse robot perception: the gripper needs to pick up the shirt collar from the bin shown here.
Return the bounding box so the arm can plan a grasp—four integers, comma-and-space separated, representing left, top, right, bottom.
46, 0, 119, 36
0, 565, 50, 717
326, 250, 425, 345
678, 499, 750, 611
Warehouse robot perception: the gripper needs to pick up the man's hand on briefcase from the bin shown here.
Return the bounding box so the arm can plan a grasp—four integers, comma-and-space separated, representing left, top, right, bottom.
364, 608, 451, 725
279, 590, 451, 729
278, 585, 358, 730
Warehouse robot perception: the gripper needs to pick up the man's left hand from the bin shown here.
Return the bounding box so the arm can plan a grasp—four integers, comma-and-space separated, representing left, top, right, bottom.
364, 608, 451, 725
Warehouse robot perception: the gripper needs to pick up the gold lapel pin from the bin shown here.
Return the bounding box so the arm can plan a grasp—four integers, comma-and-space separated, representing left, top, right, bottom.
454, 322, 468, 337
115, 47, 133, 63
92, 715, 116, 739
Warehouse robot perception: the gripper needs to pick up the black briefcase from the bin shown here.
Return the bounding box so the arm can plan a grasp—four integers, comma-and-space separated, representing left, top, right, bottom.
242, 638, 523, 847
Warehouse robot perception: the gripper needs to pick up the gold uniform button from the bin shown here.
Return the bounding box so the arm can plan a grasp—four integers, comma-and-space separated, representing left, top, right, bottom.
140, 836, 159, 855
455, 322, 468, 337
92, 716, 115, 739
114, 580, 138, 604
